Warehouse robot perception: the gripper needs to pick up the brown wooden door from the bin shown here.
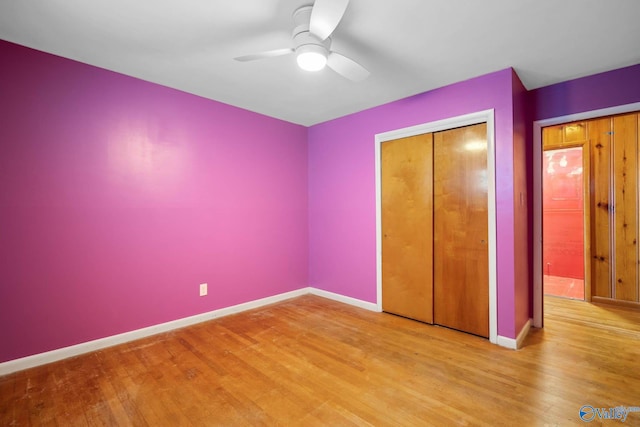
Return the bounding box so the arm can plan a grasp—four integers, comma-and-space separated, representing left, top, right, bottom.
381, 133, 434, 323
612, 113, 638, 301
433, 123, 489, 337
587, 117, 612, 298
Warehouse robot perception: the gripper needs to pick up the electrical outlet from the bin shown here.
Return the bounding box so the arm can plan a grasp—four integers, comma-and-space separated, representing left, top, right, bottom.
199, 283, 208, 297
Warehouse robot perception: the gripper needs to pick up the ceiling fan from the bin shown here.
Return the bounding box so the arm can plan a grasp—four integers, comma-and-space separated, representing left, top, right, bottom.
234, 0, 369, 82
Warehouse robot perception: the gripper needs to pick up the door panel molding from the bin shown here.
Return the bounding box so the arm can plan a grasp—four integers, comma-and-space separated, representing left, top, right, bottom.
375, 110, 497, 344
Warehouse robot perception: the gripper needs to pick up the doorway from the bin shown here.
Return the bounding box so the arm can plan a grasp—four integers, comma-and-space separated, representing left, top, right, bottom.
533, 103, 640, 328
542, 145, 586, 300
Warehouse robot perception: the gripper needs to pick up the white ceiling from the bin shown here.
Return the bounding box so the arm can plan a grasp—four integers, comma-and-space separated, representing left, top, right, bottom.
1, 0, 639, 126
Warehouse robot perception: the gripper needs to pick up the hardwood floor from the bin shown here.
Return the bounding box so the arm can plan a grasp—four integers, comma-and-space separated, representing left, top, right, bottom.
1, 295, 639, 426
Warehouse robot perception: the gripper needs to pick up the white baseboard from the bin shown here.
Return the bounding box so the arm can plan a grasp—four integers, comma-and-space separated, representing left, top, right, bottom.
0, 288, 310, 376
309, 288, 380, 312
1, 288, 519, 375
0, 287, 381, 376
496, 318, 532, 350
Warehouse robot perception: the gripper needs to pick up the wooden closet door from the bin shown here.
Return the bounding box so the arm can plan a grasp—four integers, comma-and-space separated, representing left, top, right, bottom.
381, 133, 434, 323
612, 113, 638, 301
588, 117, 613, 298
434, 123, 489, 337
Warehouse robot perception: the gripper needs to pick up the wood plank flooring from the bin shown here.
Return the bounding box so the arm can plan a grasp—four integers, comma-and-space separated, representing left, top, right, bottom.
1, 295, 640, 426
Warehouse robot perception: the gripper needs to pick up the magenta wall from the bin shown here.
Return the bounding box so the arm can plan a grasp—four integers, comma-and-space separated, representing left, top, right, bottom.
308, 68, 526, 338
0, 41, 308, 363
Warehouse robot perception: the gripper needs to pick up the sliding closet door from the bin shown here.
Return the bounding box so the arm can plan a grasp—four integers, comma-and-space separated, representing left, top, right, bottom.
588, 117, 612, 298
381, 133, 434, 323
612, 113, 638, 302
433, 123, 489, 337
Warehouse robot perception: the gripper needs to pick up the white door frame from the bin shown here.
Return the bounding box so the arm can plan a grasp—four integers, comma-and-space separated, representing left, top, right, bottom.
532, 102, 640, 328
375, 109, 497, 344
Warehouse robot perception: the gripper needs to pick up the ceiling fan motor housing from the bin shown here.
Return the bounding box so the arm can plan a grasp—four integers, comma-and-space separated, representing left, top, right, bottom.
292, 5, 330, 55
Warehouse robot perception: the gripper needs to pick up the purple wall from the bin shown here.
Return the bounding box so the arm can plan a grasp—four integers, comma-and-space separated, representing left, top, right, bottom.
0, 41, 309, 363
308, 68, 526, 338
531, 63, 640, 121
512, 69, 531, 334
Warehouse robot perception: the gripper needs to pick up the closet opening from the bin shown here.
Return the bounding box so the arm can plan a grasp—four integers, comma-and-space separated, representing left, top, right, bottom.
375, 110, 498, 344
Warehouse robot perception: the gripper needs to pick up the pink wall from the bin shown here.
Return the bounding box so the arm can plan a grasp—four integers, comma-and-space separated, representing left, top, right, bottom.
0, 41, 309, 363
308, 68, 527, 339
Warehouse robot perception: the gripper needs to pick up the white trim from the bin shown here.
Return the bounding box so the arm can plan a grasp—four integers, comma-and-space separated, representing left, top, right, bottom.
309, 288, 380, 312
532, 102, 640, 328
0, 288, 310, 376
496, 319, 532, 350
374, 110, 498, 345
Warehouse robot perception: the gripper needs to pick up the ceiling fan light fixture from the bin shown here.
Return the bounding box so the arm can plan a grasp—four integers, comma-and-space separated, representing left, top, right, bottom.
296, 44, 327, 72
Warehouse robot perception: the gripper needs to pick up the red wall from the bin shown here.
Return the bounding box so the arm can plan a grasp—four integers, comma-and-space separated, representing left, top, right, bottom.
542, 147, 584, 279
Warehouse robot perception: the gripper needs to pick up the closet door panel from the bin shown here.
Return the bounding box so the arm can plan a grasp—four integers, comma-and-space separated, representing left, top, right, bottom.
433, 123, 489, 338
612, 113, 638, 301
588, 118, 613, 298
381, 133, 434, 323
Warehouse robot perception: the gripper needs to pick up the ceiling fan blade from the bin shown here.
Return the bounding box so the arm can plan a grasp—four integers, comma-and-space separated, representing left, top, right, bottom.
327, 52, 369, 82
309, 0, 350, 40
234, 48, 294, 62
